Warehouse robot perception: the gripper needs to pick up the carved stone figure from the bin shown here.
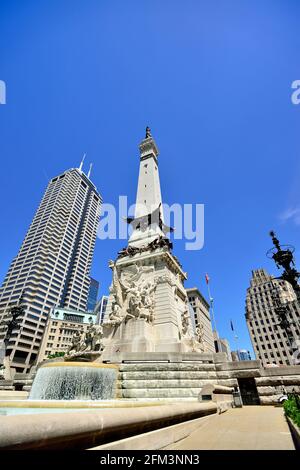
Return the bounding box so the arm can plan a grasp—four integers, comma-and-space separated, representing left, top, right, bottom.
140, 280, 156, 322
66, 324, 104, 357
181, 310, 189, 336
91, 325, 104, 351
124, 282, 142, 320
181, 302, 194, 338
84, 324, 96, 351
110, 263, 124, 308
109, 300, 123, 325
195, 323, 204, 343
67, 329, 84, 355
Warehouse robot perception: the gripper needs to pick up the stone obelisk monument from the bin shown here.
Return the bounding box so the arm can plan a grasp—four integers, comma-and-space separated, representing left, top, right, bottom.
102, 128, 204, 361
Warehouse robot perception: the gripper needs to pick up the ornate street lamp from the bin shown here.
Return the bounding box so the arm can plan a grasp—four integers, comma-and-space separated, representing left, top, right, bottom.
267, 232, 300, 363
267, 231, 300, 299
1, 292, 25, 360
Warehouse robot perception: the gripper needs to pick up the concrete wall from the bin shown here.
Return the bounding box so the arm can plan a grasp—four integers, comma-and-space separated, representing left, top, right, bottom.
255, 366, 300, 405
216, 362, 300, 406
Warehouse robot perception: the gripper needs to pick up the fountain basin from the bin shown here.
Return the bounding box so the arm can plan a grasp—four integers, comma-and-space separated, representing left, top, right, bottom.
0, 402, 217, 450
29, 362, 118, 401
0, 399, 168, 416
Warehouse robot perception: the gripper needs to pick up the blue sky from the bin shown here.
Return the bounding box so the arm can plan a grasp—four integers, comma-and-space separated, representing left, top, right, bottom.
1, 0, 300, 356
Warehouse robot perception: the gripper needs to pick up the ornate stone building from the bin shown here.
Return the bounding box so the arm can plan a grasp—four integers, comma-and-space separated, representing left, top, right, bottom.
37, 307, 97, 361
245, 268, 300, 366
186, 287, 215, 353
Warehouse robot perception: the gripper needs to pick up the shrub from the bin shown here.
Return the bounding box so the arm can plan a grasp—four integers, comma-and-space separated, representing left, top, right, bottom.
284, 395, 300, 429
47, 352, 65, 359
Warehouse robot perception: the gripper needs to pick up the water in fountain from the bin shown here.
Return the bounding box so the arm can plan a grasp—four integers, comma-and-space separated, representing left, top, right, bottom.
29, 364, 117, 400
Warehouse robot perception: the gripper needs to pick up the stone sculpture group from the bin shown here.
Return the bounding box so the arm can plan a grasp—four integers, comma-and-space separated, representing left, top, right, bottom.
107, 262, 157, 325
66, 249, 206, 358
66, 323, 104, 357
181, 302, 205, 353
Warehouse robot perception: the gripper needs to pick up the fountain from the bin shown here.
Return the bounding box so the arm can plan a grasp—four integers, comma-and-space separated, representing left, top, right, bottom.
29, 362, 118, 401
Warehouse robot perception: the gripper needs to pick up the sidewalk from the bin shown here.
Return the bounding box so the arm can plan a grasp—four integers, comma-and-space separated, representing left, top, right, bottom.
165, 406, 295, 450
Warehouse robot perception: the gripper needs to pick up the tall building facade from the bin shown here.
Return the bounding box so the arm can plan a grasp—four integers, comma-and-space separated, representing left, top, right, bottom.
0, 166, 101, 372
238, 349, 251, 361
186, 288, 215, 353
95, 295, 108, 324
87, 277, 99, 311
231, 349, 251, 361
246, 268, 300, 367
213, 331, 231, 360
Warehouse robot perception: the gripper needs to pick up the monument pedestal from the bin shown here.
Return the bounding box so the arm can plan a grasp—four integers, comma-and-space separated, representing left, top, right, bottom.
102, 318, 155, 360
102, 247, 200, 357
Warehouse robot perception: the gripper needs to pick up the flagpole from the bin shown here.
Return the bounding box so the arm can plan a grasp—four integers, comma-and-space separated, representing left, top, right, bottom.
207, 282, 217, 333
231, 320, 239, 360
236, 337, 240, 359
234, 335, 239, 360
205, 275, 221, 354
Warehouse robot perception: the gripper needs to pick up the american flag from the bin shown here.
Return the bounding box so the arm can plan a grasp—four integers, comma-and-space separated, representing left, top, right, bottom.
205, 273, 210, 284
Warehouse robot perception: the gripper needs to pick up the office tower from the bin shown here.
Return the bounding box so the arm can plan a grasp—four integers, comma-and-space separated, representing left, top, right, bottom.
245, 268, 300, 366
0, 164, 101, 372
186, 287, 215, 353
238, 349, 251, 361
87, 278, 99, 312
231, 349, 251, 361
95, 295, 108, 324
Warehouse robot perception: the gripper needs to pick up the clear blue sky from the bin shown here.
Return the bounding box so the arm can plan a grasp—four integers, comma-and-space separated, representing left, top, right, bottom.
1, 0, 300, 356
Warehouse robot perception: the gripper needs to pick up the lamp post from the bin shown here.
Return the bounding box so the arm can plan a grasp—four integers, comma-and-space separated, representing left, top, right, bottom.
1, 292, 25, 362
267, 231, 300, 300
270, 282, 295, 363
267, 232, 300, 364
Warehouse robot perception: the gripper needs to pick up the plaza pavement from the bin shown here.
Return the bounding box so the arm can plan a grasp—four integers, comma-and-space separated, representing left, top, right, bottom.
165, 406, 295, 450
